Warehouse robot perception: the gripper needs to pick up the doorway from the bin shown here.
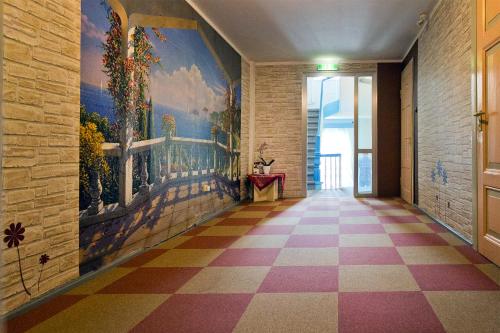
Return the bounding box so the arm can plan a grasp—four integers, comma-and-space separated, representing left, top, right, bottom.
305, 73, 376, 197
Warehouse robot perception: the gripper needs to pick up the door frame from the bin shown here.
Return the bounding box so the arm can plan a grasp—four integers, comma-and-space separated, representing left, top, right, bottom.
401, 59, 415, 204
301, 71, 378, 197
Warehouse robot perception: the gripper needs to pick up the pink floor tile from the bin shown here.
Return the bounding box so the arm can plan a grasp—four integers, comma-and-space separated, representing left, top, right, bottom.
408, 265, 500, 291
175, 236, 239, 249
340, 210, 376, 217
247, 225, 295, 235
209, 248, 280, 266
427, 223, 448, 232
299, 217, 339, 225
454, 246, 491, 264
339, 224, 385, 234
285, 235, 339, 248
217, 218, 262, 226
339, 247, 404, 265
377, 216, 421, 224
339, 292, 445, 333
267, 211, 304, 218
306, 205, 340, 211
389, 233, 448, 246
258, 266, 338, 292
131, 294, 253, 333
119, 249, 168, 267
184, 226, 210, 236
371, 204, 404, 210
98, 267, 201, 294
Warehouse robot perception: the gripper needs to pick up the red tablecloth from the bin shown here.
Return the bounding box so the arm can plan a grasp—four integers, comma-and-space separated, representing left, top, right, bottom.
247, 173, 286, 191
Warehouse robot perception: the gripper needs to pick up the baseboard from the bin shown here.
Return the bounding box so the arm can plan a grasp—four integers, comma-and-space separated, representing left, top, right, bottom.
413, 205, 472, 246
1, 200, 241, 322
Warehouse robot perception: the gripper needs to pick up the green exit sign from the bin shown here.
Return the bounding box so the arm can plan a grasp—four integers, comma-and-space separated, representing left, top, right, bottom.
317, 63, 339, 71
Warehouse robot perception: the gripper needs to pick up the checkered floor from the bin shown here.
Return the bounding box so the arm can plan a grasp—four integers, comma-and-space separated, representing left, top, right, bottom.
7, 194, 500, 333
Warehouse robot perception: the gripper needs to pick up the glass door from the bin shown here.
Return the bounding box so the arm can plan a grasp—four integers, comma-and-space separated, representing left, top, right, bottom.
354, 75, 376, 196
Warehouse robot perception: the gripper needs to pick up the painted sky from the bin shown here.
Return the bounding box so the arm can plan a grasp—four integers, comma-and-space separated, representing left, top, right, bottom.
81, 0, 109, 88
148, 28, 228, 115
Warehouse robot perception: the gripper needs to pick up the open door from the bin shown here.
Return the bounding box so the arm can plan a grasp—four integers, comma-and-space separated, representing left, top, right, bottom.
401, 60, 414, 204
476, 0, 500, 265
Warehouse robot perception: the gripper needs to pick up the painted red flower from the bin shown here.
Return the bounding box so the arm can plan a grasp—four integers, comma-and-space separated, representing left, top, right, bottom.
4, 223, 25, 248
39, 254, 50, 265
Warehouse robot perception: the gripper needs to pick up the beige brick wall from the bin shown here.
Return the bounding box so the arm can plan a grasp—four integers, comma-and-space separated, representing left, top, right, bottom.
418, 0, 473, 240
254, 63, 376, 197
240, 59, 250, 198
1, 0, 80, 314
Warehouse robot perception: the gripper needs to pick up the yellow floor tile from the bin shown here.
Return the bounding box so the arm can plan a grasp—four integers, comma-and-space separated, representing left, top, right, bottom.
258, 217, 301, 225
202, 217, 225, 226
177, 267, 270, 294
383, 223, 433, 233
338, 216, 380, 224
376, 209, 414, 216
198, 226, 252, 236
396, 246, 470, 265
475, 264, 500, 285
229, 235, 289, 248
339, 265, 419, 292
27, 294, 168, 333
234, 293, 338, 333
339, 234, 394, 247
273, 205, 307, 212
66, 268, 136, 295
229, 211, 270, 218
274, 248, 338, 266
143, 249, 224, 267
438, 232, 467, 246
425, 291, 500, 333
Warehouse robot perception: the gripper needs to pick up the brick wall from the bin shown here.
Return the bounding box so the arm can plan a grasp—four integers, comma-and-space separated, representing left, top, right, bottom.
240, 59, 250, 198
254, 63, 376, 197
418, 0, 473, 240
1, 0, 81, 314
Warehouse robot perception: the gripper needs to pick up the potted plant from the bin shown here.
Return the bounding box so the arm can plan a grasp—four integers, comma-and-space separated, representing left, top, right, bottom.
257, 142, 274, 175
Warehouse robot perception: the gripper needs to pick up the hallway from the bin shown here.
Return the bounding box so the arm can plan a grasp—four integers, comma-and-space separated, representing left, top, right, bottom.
7, 194, 499, 333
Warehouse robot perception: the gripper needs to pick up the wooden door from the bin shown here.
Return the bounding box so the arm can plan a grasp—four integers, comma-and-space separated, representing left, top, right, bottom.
401, 60, 413, 204
476, 0, 500, 265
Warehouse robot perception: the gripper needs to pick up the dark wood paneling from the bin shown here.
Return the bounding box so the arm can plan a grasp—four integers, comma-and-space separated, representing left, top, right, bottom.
377, 63, 402, 197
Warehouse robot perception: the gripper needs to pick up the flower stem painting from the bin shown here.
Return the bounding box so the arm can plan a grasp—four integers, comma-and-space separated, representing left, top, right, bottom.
79, 0, 242, 273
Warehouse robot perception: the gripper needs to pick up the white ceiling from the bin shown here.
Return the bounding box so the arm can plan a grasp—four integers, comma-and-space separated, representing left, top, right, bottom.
189, 0, 437, 62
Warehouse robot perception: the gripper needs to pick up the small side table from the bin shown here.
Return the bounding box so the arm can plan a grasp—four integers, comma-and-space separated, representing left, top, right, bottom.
247, 173, 285, 202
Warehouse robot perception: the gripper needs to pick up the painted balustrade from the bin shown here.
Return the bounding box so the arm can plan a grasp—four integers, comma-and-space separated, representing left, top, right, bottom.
84, 136, 240, 216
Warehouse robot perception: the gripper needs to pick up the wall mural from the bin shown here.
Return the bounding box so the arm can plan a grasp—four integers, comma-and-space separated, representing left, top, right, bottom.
79, 0, 241, 273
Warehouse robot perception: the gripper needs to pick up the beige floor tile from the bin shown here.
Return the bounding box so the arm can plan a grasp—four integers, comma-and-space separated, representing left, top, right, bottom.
258, 217, 301, 225
66, 268, 136, 295
229, 211, 270, 218
376, 209, 414, 216
198, 226, 252, 236
230, 235, 289, 248
27, 294, 168, 333
143, 249, 224, 267
397, 246, 470, 264
274, 248, 338, 266
425, 291, 500, 333
475, 264, 500, 285
273, 205, 307, 212
177, 267, 270, 294
339, 205, 372, 211
233, 293, 338, 333
249, 201, 281, 206
383, 223, 433, 233
303, 211, 340, 217
292, 225, 339, 235
438, 232, 467, 246
228, 206, 245, 211
203, 217, 225, 226
339, 265, 419, 292
417, 215, 434, 223
156, 236, 193, 249
339, 234, 394, 247
338, 216, 380, 224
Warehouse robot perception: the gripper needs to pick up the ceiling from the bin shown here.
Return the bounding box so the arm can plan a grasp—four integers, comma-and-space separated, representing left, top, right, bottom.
189, 0, 437, 62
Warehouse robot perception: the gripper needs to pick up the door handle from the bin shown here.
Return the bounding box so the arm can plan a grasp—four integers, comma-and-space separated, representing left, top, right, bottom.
474, 111, 488, 131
